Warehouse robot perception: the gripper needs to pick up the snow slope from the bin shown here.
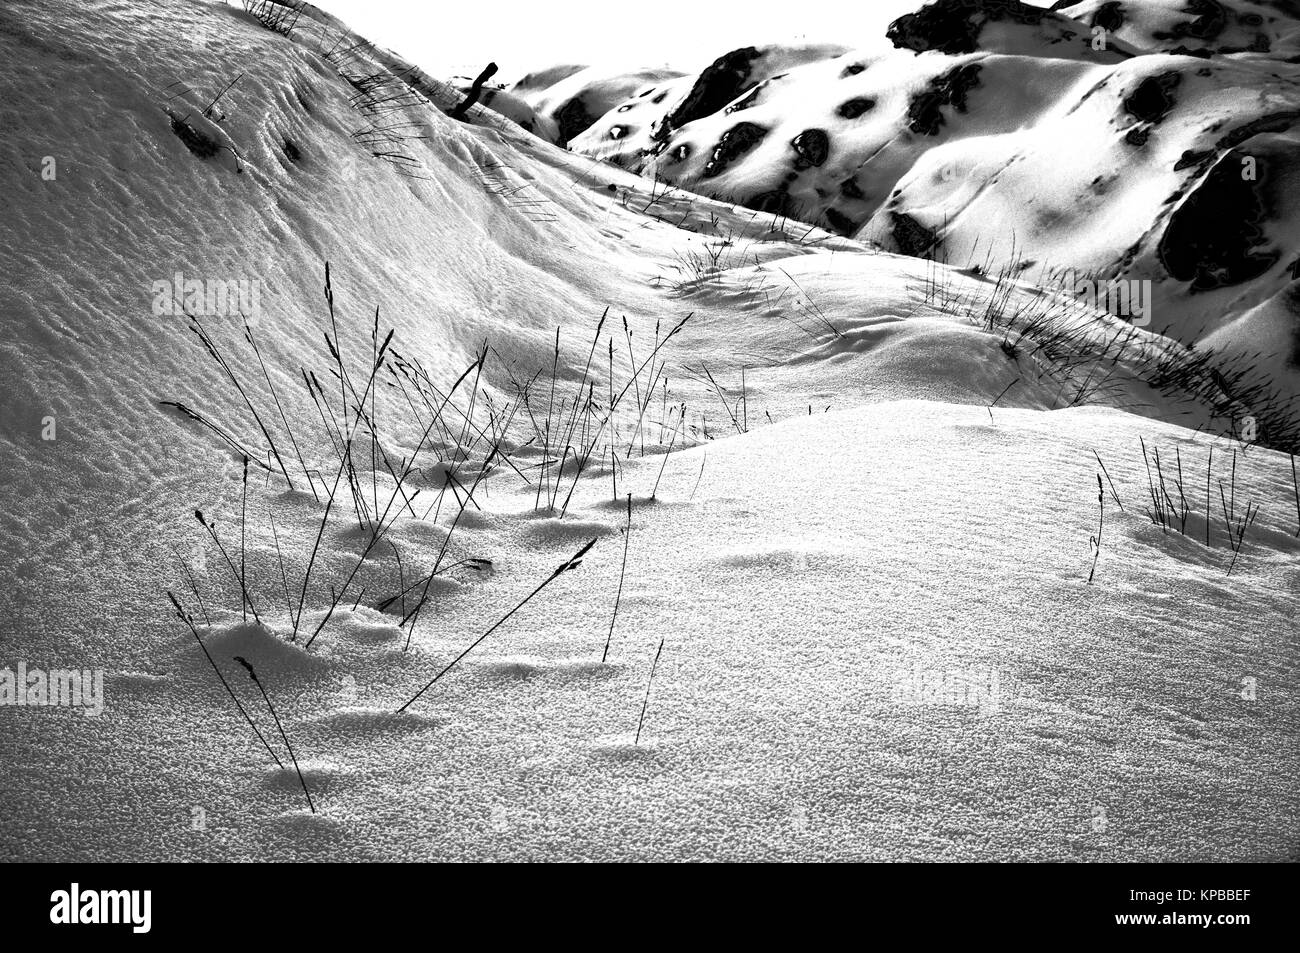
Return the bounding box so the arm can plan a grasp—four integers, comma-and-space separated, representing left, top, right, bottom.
511, 64, 690, 144
1059, 0, 1300, 57
0, 0, 1297, 861
499, 0, 1300, 405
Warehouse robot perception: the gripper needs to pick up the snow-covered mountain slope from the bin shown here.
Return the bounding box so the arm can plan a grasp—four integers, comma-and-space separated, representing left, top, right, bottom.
510, 64, 690, 144
446, 79, 562, 143
1058, 0, 1300, 57
886, 0, 1142, 57
500, 0, 1300, 405
1, 0, 1297, 861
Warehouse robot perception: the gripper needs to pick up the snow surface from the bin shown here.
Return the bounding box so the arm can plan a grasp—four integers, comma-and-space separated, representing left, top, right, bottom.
0, 0, 1296, 861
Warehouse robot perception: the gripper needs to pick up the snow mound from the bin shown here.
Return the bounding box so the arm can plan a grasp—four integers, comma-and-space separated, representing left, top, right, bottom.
308, 706, 446, 732
469, 655, 620, 681
186, 621, 334, 673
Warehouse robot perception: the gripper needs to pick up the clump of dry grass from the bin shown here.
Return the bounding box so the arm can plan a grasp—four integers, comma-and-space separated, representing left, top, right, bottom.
240, 0, 306, 37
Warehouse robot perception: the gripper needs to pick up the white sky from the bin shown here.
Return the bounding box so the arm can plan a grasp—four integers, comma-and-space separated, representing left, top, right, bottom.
305, 0, 937, 82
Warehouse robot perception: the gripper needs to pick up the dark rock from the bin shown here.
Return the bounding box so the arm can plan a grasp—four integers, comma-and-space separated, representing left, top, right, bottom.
1158, 151, 1280, 291
837, 97, 876, 119
907, 64, 983, 135
750, 188, 793, 215
1122, 72, 1180, 124
1091, 1, 1125, 32
791, 128, 830, 168
823, 207, 856, 234
1214, 110, 1300, 150
655, 47, 761, 142
1174, 148, 1213, 170
1151, 0, 1228, 42
890, 212, 940, 257
701, 122, 769, 178
888, 0, 1052, 56
554, 97, 596, 142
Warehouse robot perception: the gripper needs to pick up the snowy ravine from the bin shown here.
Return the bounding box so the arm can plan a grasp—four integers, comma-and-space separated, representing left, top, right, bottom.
0, 0, 1296, 862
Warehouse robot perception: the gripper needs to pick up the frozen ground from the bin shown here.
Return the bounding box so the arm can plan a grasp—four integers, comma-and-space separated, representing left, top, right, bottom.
0, 0, 1296, 861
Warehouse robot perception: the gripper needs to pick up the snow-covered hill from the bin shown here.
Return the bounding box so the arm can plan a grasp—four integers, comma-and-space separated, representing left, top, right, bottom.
507, 0, 1300, 414
0, 0, 1296, 862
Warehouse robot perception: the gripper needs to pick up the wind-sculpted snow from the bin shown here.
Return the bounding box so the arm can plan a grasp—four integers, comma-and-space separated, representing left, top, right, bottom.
2, 0, 1298, 862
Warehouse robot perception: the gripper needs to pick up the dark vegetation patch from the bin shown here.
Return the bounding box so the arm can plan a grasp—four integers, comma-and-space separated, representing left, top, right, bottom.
1214, 110, 1300, 150
554, 97, 595, 142
823, 207, 856, 234
907, 64, 983, 135
1151, 0, 1228, 42
701, 122, 768, 178
890, 211, 940, 257
1174, 147, 1213, 170
840, 176, 865, 200
1123, 72, 1181, 124
655, 46, 761, 143
1171, 112, 1300, 176
1091, 1, 1125, 32
837, 97, 876, 119
888, 0, 1050, 55
1159, 152, 1280, 291
750, 187, 793, 216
